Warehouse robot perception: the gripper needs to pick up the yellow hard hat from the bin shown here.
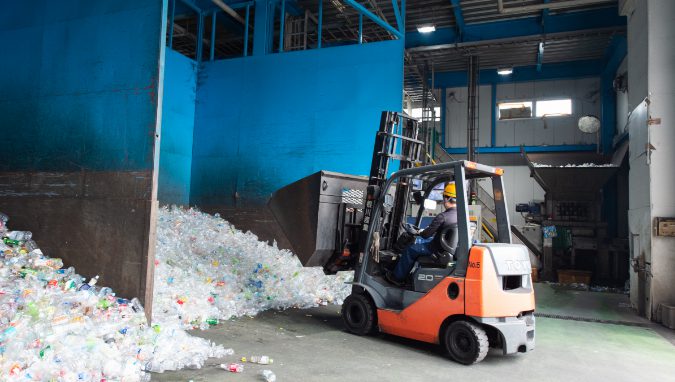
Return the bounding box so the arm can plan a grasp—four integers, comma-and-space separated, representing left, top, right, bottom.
443, 182, 456, 198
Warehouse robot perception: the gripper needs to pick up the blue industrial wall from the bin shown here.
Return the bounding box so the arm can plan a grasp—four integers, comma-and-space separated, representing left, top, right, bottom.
0, 0, 165, 304
190, 40, 404, 206
158, 49, 197, 205
0, 1, 162, 171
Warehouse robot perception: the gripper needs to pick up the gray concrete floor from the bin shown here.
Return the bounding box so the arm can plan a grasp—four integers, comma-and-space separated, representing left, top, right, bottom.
152, 284, 675, 382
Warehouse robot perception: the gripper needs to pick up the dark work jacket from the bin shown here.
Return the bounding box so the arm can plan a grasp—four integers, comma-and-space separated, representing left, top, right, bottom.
420, 207, 458, 253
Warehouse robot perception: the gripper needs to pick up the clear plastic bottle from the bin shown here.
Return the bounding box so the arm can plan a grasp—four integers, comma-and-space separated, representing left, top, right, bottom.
129, 297, 144, 313
260, 370, 277, 382
23, 239, 39, 253
79, 275, 99, 291
7, 231, 32, 241
247, 355, 273, 365
0, 212, 8, 233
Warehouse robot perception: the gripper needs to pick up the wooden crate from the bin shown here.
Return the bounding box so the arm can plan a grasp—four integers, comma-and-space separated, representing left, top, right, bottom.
557, 269, 592, 285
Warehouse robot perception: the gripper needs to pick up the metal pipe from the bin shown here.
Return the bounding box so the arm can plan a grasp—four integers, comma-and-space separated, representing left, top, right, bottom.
497, 0, 611, 14
342, 0, 403, 39
211, 0, 246, 24
391, 0, 403, 32
244, 4, 250, 56
210, 11, 216, 61
318, 0, 323, 48
279, 0, 286, 52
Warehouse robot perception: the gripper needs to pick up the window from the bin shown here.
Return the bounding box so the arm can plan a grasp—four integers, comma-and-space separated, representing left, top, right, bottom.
497, 98, 572, 120
410, 107, 441, 121
498, 101, 532, 120
535, 99, 572, 117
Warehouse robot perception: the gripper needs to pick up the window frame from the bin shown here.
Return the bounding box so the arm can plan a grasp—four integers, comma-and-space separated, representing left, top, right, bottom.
497, 97, 574, 122
497, 100, 534, 121
534, 98, 573, 118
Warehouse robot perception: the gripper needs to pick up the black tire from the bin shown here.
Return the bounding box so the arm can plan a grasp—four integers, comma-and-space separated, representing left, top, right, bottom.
341, 293, 377, 335
443, 320, 489, 365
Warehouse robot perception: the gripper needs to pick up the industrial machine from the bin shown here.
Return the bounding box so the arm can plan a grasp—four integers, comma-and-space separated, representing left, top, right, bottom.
519, 146, 628, 284
270, 112, 535, 364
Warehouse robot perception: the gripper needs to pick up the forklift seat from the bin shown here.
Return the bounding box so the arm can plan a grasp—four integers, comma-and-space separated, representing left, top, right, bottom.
415, 224, 458, 269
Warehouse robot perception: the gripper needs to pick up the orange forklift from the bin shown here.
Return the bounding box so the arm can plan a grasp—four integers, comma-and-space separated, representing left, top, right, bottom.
270, 111, 535, 364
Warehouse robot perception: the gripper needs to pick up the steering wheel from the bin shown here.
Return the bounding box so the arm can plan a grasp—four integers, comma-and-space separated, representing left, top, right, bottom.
402, 223, 420, 235
439, 224, 459, 254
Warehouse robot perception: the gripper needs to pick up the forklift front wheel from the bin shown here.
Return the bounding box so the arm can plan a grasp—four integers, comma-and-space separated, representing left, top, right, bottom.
341, 293, 377, 335
443, 320, 489, 365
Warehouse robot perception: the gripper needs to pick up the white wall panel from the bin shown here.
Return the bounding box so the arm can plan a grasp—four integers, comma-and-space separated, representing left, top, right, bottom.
496, 78, 601, 147
444, 85, 492, 147
444, 78, 602, 148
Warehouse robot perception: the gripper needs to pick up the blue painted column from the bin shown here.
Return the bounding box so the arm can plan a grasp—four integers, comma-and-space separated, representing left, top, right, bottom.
253, 0, 270, 56
244, 5, 250, 56
491, 82, 497, 146
279, 0, 286, 52
169, 0, 176, 48
600, 35, 627, 153
196, 12, 204, 61
440, 88, 446, 148
210, 11, 216, 61
318, 0, 323, 48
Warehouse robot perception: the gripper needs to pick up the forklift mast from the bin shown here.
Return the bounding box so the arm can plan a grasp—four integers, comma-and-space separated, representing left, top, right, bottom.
359, 112, 423, 255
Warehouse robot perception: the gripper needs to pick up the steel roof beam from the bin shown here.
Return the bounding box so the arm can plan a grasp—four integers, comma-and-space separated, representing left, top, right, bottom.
342, 0, 403, 39
450, 0, 465, 39
497, 0, 611, 14
406, 6, 625, 49
433, 59, 605, 88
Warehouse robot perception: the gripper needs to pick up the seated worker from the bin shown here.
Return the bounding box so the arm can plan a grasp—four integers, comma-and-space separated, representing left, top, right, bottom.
385, 182, 458, 286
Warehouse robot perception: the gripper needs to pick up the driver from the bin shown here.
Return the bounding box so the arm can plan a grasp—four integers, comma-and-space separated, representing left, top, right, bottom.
385, 182, 458, 286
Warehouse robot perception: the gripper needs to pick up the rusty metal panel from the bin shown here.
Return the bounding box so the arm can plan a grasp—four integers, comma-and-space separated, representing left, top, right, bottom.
0, 171, 154, 301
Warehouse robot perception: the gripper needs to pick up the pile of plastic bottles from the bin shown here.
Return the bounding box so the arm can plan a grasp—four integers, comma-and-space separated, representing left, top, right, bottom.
0, 206, 352, 380
0, 212, 230, 381
153, 206, 352, 328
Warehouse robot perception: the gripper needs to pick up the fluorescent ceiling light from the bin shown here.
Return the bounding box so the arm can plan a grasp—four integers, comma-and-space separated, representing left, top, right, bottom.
417, 25, 436, 33
497, 68, 513, 75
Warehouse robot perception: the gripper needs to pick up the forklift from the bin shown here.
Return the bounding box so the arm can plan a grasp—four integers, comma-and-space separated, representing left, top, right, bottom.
270, 111, 535, 364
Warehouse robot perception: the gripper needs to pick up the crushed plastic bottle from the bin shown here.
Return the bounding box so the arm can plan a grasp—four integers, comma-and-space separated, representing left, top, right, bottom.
220, 363, 244, 373
261, 369, 277, 382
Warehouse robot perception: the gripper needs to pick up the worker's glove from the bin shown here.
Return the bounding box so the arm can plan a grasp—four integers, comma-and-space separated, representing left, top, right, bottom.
403, 223, 421, 236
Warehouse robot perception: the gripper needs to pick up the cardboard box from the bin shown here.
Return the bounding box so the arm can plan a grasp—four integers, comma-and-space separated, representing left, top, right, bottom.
557, 269, 592, 285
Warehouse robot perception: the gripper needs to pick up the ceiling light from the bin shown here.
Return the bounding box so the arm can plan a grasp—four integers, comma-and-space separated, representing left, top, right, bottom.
417, 25, 436, 33
497, 68, 513, 75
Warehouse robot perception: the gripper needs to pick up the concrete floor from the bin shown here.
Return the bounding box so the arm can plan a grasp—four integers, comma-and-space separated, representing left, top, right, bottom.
152, 284, 675, 382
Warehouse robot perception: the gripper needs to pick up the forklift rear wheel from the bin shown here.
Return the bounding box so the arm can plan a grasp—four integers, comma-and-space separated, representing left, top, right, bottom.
444, 320, 489, 365
342, 293, 377, 335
